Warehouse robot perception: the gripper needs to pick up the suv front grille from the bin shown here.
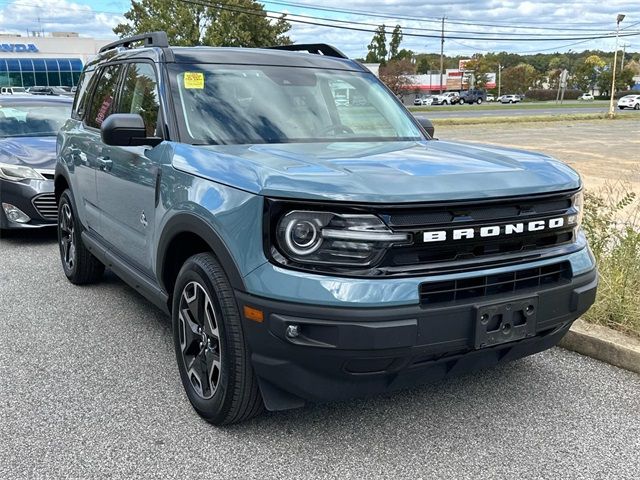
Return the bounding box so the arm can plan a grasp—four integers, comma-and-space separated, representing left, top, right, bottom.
419, 262, 571, 305
377, 191, 579, 274
32, 193, 57, 220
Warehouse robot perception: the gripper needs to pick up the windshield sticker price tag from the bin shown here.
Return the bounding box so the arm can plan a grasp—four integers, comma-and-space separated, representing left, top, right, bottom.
184, 72, 204, 89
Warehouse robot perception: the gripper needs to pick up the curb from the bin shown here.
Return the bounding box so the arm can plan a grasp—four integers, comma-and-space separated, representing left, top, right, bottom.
558, 319, 640, 375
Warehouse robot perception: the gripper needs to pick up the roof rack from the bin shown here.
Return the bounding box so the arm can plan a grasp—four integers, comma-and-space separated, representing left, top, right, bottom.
99, 31, 169, 54
267, 43, 348, 59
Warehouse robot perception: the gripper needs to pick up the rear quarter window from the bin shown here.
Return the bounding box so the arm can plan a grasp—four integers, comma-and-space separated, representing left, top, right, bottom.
71, 68, 97, 121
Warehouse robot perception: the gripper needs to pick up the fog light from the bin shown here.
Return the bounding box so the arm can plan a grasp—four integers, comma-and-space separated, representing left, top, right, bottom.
2, 203, 30, 223
286, 324, 300, 338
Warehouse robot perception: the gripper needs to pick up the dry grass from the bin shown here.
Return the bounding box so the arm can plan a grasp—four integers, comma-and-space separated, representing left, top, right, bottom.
582, 184, 640, 337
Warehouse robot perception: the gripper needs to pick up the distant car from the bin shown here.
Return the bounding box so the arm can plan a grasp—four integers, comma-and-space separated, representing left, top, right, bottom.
579, 93, 594, 101
27, 86, 70, 96
1, 87, 28, 95
617, 95, 640, 110
432, 92, 459, 105
500, 94, 521, 104
486, 94, 495, 102
413, 95, 433, 106
458, 89, 486, 105
0, 96, 72, 230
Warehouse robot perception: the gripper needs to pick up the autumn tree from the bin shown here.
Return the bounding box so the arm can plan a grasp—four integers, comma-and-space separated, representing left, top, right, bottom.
502, 63, 539, 94
114, 0, 291, 47
464, 55, 493, 89
379, 58, 416, 96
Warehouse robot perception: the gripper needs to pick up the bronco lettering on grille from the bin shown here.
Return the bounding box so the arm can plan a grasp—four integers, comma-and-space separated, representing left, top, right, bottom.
422, 217, 566, 243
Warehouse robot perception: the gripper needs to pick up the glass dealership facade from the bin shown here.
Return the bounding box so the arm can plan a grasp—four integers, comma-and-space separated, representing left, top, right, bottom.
0, 57, 83, 88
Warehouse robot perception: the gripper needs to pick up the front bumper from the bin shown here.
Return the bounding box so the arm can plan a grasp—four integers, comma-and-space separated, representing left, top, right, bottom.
237, 265, 597, 411
0, 178, 56, 229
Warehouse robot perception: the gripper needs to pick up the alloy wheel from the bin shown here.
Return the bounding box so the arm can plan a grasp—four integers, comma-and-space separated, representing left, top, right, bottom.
178, 281, 222, 399
59, 203, 76, 271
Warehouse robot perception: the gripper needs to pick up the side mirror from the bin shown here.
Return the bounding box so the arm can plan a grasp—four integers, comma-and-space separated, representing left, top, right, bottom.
101, 113, 161, 147
415, 116, 435, 138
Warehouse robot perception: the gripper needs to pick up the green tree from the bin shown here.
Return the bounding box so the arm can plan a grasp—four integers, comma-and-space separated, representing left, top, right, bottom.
365, 25, 388, 63
415, 57, 431, 74
597, 67, 637, 95
114, 0, 291, 47
572, 55, 606, 92
389, 25, 403, 60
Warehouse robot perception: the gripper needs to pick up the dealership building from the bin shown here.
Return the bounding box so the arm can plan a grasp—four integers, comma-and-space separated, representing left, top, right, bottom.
0, 32, 110, 88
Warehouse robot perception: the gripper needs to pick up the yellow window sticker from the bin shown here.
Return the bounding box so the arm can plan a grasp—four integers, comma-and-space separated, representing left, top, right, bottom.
184, 72, 204, 89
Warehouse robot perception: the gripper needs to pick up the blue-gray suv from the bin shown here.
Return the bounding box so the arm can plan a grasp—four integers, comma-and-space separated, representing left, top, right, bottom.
55, 32, 597, 425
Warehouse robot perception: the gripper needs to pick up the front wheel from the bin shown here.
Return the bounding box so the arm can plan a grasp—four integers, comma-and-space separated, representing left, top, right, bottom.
619, 106, 625, 110
459, 98, 465, 104
634, 104, 640, 110
477, 98, 483, 104
58, 190, 104, 284
172, 253, 264, 425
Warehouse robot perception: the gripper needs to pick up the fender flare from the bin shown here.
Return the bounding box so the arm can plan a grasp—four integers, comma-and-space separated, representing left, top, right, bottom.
156, 212, 246, 292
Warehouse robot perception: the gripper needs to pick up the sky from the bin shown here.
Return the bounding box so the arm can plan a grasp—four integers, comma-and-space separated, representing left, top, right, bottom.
0, 0, 639, 58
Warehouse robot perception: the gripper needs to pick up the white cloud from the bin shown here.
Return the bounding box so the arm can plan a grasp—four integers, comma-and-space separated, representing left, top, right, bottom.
0, 0, 123, 38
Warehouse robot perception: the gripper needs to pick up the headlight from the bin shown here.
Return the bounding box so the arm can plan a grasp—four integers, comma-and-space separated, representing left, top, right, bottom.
274, 210, 410, 268
567, 190, 583, 229
0, 162, 45, 181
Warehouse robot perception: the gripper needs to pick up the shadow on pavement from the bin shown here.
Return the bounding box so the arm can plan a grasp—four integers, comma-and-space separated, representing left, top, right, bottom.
0, 226, 57, 245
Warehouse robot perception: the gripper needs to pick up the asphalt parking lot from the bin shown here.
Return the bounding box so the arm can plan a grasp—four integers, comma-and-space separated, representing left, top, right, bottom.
2, 228, 640, 479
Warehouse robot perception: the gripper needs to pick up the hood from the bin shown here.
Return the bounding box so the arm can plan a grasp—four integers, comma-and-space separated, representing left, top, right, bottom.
171, 140, 581, 203
0, 136, 57, 170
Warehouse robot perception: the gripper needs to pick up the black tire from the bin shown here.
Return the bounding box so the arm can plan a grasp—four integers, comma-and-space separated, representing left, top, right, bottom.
58, 189, 104, 284
459, 98, 465, 104
634, 104, 639, 110
477, 98, 483, 104
172, 253, 263, 425
619, 106, 625, 110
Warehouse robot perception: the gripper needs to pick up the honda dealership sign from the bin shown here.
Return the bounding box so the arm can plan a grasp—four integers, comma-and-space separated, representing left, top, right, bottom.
0, 43, 39, 53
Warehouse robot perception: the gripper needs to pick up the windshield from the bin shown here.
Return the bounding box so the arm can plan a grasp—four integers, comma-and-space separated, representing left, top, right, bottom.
0, 102, 70, 137
170, 64, 423, 145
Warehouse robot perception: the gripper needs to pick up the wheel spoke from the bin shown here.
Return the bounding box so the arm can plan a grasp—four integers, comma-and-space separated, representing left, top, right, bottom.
203, 297, 219, 339
179, 309, 201, 355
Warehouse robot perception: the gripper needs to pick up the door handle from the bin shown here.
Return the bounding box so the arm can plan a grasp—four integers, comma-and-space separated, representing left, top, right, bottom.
97, 156, 113, 171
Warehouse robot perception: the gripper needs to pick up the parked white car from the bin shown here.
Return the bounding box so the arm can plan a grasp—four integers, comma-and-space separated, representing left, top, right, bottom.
579, 93, 594, 101
486, 94, 495, 102
432, 92, 459, 105
617, 94, 640, 110
413, 95, 433, 106
0, 87, 29, 95
500, 94, 521, 104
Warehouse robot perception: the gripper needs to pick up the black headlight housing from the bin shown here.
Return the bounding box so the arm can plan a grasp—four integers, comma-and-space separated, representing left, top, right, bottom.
265, 199, 411, 275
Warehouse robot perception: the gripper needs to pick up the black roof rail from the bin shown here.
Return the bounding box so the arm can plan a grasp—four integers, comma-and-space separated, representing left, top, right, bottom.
99, 31, 169, 54
267, 43, 348, 59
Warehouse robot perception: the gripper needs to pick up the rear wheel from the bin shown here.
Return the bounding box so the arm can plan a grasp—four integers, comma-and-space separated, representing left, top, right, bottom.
172, 253, 264, 425
619, 106, 625, 110
477, 98, 483, 104
634, 103, 639, 110
459, 98, 465, 104
58, 190, 104, 284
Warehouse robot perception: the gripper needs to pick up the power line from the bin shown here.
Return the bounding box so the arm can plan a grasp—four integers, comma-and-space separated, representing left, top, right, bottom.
262, 0, 632, 32
181, 0, 640, 42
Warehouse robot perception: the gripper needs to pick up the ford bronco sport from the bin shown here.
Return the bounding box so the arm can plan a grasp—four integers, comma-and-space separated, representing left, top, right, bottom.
55, 32, 597, 425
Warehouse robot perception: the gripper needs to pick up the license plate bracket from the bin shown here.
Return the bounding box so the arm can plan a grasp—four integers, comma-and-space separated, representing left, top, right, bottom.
474, 297, 538, 349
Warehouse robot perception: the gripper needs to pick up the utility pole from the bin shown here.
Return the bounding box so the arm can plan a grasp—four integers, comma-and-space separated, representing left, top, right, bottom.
608, 14, 625, 118
439, 16, 445, 94
497, 63, 502, 98
620, 42, 627, 71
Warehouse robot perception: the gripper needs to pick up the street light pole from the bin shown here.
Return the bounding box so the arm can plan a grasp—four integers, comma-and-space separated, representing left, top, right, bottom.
608, 14, 625, 118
